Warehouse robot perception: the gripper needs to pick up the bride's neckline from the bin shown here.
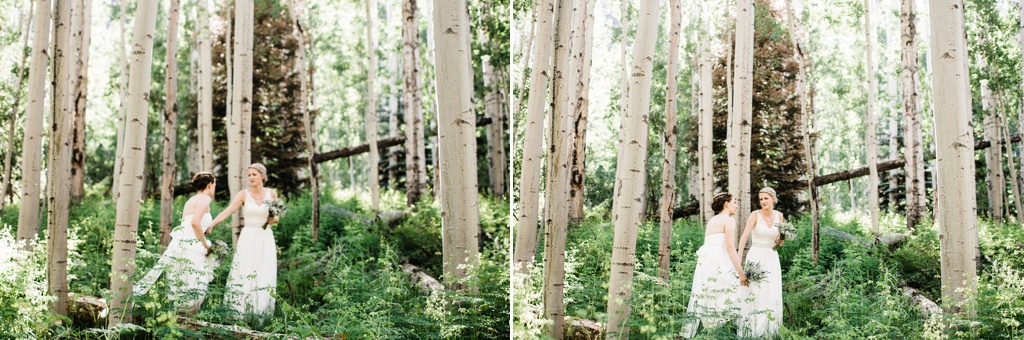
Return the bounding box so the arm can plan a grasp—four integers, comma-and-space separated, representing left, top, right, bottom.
249, 187, 266, 205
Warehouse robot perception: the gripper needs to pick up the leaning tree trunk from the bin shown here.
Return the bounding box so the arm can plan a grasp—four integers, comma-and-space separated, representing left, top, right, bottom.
542, 0, 578, 335
288, 0, 319, 237
513, 0, 555, 274
198, 0, 214, 172
434, 0, 479, 288
514, 1, 536, 113
902, 0, 925, 230
698, 3, 714, 225
366, 0, 380, 211
48, 0, 75, 317
1, 1, 34, 214
929, 0, 978, 316
109, 0, 159, 326
605, 1, 659, 337
17, 0, 53, 249
71, 0, 92, 202
730, 0, 754, 244
160, 0, 181, 252
230, 0, 254, 245
864, 0, 880, 234
403, 0, 425, 206
113, 0, 128, 195
618, 0, 628, 123
657, 0, 681, 283
981, 71, 1004, 221
784, 0, 818, 261
568, 0, 595, 224
997, 93, 1023, 222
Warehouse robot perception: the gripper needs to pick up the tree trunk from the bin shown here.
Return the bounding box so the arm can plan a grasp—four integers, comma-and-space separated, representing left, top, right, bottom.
514, 0, 554, 274
902, 0, 925, 230
70, 0, 91, 202
730, 0, 754, 245
434, 0, 479, 288
17, 0, 53, 249
225, 0, 240, 246
542, 0, 579, 335
109, 0, 159, 326
657, 0, 681, 283
288, 0, 318, 237
514, 1, 537, 113
48, 0, 76, 317
1, 0, 34, 214
113, 0, 129, 195
698, 3, 714, 224
618, 0, 627, 122
605, 1, 658, 337
160, 0, 181, 252
864, 0, 879, 234
365, 0, 380, 211
568, 0, 595, 224
481, 22, 505, 199
888, 119, 898, 207
230, 0, 254, 245
403, 0, 425, 206
981, 72, 1004, 221
997, 93, 1023, 222
198, 0, 214, 172
928, 0, 978, 316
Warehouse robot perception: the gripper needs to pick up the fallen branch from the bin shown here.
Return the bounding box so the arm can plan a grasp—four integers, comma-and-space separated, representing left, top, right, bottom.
403, 263, 444, 295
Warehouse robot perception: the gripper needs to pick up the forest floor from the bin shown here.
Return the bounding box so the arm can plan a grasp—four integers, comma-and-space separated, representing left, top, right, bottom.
515, 208, 1024, 339
0, 188, 510, 339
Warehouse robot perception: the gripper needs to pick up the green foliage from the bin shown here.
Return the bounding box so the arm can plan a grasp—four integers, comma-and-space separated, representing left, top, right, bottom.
538, 208, 1024, 339
1, 187, 508, 338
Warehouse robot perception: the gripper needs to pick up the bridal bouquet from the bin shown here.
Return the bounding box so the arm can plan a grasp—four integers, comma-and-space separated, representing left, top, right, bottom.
262, 198, 287, 229
742, 261, 769, 284
775, 221, 797, 241
209, 240, 230, 260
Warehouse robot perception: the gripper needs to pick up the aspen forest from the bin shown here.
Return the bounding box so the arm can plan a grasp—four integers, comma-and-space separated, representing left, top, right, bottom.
512, 0, 1024, 338
0, 0, 509, 338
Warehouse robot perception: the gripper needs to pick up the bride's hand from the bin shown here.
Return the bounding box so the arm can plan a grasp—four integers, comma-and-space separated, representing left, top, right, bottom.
739, 277, 750, 287
204, 226, 213, 235
269, 216, 279, 224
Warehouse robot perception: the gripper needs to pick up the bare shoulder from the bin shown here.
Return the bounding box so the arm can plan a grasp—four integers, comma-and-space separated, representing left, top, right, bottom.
270, 188, 279, 199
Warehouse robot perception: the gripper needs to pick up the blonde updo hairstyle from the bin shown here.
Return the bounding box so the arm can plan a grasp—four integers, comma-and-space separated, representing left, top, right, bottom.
759, 187, 778, 204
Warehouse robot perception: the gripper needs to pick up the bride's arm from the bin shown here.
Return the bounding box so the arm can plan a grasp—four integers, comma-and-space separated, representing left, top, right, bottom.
736, 214, 757, 260
192, 196, 212, 249
776, 211, 786, 246
269, 189, 280, 224
723, 219, 748, 286
211, 191, 246, 227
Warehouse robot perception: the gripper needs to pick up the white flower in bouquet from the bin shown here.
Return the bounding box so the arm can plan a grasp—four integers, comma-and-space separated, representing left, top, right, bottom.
209, 240, 230, 260
262, 198, 287, 229
774, 221, 797, 241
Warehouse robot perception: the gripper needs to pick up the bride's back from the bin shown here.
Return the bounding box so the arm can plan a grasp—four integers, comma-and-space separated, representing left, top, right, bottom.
182, 194, 210, 216
705, 214, 734, 236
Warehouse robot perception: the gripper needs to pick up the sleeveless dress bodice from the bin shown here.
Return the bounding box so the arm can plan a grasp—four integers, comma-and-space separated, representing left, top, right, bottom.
242, 190, 271, 229
751, 211, 780, 249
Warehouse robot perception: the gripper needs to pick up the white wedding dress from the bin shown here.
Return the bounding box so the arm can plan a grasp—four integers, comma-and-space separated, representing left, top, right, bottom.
682, 233, 743, 337
133, 212, 216, 313
226, 189, 277, 318
738, 211, 784, 337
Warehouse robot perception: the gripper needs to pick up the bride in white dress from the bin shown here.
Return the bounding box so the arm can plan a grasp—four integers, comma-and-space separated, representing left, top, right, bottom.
737, 187, 785, 337
134, 172, 218, 313
682, 193, 749, 338
211, 163, 279, 318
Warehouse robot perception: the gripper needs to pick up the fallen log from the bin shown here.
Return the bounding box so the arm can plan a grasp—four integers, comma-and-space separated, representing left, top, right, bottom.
402, 263, 444, 295
901, 286, 942, 318
312, 117, 493, 164
68, 293, 108, 327
564, 317, 603, 340
803, 134, 1021, 188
